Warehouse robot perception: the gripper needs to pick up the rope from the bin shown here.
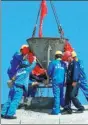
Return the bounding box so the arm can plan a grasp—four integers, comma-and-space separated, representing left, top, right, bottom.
50, 0, 60, 27
50, 0, 64, 38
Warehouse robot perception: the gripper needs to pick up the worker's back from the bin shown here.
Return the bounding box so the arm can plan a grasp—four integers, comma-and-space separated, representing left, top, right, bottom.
15, 60, 36, 91
7, 52, 23, 78
48, 59, 66, 84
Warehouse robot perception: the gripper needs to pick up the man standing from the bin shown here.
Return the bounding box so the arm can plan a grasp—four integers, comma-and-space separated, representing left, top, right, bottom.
62, 52, 84, 114
47, 51, 66, 115
72, 51, 88, 102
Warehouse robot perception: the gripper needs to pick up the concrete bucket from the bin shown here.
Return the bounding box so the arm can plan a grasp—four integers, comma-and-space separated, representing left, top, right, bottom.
27, 37, 67, 69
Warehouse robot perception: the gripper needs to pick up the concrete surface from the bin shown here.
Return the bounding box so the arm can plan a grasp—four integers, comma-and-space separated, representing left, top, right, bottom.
1, 105, 88, 124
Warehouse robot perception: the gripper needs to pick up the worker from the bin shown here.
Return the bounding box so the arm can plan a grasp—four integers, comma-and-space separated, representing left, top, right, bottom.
7, 45, 37, 105
19, 45, 47, 108
20, 45, 37, 100
72, 51, 88, 102
62, 51, 84, 115
47, 51, 66, 115
1, 55, 38, 119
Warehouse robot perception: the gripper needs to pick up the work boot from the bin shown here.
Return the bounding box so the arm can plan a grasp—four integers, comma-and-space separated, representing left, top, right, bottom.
5, 116, 17, 119
61, 108, 72, 115
50, 110, 60, 115
77, 106, 85, 113
1, 114, 6, 119
17, 104, 24, 109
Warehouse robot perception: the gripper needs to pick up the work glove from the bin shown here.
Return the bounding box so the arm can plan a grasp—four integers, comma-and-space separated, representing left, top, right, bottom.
7, 80, 13, 88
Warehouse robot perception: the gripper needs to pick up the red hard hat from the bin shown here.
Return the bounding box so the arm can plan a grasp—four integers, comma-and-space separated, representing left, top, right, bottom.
62, 51, 72, 61
21, 47, 29, 55
20, 45, 31, 55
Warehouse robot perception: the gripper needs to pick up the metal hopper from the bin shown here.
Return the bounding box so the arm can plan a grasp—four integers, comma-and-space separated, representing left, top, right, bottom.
27, 37, 67, 69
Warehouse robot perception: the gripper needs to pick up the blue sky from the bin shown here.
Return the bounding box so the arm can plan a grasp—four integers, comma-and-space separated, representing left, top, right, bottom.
2, 1, 88, 104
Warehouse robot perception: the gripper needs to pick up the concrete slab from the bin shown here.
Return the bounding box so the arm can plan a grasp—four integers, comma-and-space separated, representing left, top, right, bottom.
60, 110, 88, 124
1, 105, 88, 124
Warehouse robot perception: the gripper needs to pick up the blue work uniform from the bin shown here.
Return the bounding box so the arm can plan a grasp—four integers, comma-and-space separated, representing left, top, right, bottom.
7, 52, 23, 79
7, 52, 36, 97
47, 58, 66, 114
1, 60, 36, 117
78, 60, 88, 101
64, 60, 84, 111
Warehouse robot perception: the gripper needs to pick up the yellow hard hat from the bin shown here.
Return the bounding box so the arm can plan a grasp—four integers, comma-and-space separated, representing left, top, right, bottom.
55, 51, 62, 55
21, 44, 29, 49
72, 51, 77, 57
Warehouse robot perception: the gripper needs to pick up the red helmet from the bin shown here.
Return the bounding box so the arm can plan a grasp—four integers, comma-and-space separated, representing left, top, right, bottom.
62, 51, 72, 61
20, 45, 30, 55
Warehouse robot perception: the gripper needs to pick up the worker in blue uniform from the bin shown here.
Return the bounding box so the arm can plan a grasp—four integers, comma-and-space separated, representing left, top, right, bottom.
7, 45, 37, 106
1, 55, 37, 119
47, 51, 66, 115
62, 52, 84, 115
72, 51, 88, 102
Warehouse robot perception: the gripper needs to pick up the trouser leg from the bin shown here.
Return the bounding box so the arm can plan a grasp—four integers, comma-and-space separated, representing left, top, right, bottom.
64, 84, 72, 110
60, 86, 65, 107
52, 83, 60, 114
28, 86, 37, 97
6, 88, 23, 116
1, 88, 15, 116
70, 83, 84, 109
